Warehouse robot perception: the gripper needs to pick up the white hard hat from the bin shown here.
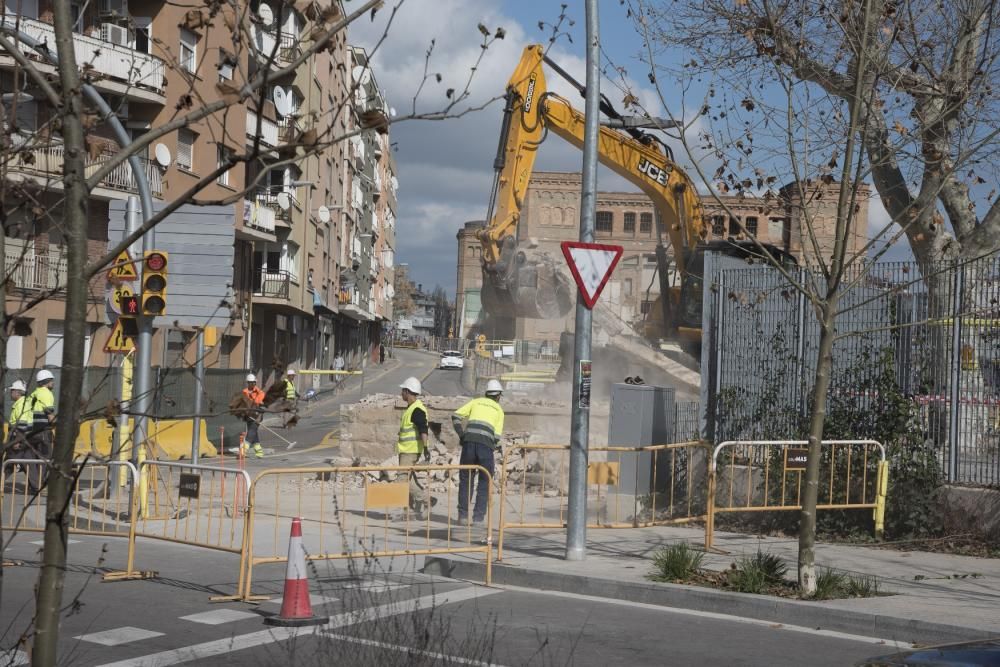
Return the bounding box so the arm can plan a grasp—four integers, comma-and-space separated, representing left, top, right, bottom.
287, 369, 296, 375
485, 379, 504, 395
36, 369, 54, 382
399, 377, 422, 395
9, 380, 26, 392
246, 373, 257, 382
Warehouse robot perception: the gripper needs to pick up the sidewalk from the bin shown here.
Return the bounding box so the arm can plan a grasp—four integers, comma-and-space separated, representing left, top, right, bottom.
425, 524, 1000, 645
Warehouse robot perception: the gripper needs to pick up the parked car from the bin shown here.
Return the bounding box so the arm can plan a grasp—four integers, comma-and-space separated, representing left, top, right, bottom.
439, 351, 464, 370
858, 639, 1000, 666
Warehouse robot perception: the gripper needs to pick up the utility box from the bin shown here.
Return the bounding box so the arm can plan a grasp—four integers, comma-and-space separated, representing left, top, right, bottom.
607, 383, 676, 497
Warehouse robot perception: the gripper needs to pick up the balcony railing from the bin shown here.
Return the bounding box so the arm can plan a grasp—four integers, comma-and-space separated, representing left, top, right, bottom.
246, 110, 279, 148
16, 143, 163, 198
253, 269, 292, 299
253, 187, 298, 220
253, 28, 301, 66
244, 199, 276, 233
4, 18, 166, 95
4, 249, 68, 291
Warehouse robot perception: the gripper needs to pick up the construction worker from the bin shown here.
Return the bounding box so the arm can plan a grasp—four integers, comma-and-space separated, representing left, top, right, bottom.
398, 376, 431, 517
451, 380, 504, 525
280, 369, 298, 428
25, 370, 56, 492
3, 380, 29, 459
241, 374, 266, 459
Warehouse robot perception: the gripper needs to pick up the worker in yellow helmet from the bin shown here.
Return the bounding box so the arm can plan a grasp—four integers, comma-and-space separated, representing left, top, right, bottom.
451, 380, 504, 526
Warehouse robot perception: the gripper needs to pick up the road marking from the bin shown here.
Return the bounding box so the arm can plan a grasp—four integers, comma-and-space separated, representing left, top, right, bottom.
31, 539, 80, 546
322, 632, 507, 667
97, 585, 500, 667
7, 650, 27, 666
262, 593, 337, 607
501, 585, 918, 649
178, 609, 259, 625
75, 627, 165, 646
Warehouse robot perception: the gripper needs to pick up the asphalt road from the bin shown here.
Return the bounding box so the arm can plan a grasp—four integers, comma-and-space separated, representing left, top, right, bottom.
0, 533, 900, 666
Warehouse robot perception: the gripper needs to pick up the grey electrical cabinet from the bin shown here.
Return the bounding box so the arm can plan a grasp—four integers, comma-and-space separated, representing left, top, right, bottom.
607, 383, 676, 496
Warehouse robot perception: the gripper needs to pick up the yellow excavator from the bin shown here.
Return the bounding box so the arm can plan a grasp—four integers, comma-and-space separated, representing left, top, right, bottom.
479, 45, 794, 353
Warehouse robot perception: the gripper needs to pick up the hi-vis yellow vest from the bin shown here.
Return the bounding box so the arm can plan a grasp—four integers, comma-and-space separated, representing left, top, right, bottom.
397, 399, 426, 454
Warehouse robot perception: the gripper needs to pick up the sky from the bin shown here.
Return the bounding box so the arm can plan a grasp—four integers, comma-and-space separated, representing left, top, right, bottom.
347, 0, 904, 298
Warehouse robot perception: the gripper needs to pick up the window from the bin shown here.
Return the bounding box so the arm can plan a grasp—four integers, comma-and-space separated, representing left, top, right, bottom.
217, 145, 232, 186
133, 17, 152, 54
639, 212, 653, 234
180, 28, 198, 73
745, 216, 758, 236
641, 301, 653, 315
711, 215, 725, 236
623, 212, 636, 234
624, 278, 633, 297
728, 217, 740, 237
177, 128, 195, 171
218, 49, 234, 81
596, 211, 613, 233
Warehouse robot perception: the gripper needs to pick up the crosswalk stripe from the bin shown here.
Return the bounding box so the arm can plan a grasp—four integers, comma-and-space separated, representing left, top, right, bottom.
178, 609, 260, 625
96, 586, 500, 667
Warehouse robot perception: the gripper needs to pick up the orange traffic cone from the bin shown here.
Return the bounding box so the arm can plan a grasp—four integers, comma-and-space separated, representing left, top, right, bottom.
264, 517, 328, 627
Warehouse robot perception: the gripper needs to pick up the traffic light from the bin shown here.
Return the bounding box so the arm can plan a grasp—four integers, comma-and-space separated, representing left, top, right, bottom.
141, 250, 168, 316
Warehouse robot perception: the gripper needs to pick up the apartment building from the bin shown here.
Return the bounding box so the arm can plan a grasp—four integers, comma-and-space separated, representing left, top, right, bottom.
455, 171, 868, 341
1, 1, 395, 378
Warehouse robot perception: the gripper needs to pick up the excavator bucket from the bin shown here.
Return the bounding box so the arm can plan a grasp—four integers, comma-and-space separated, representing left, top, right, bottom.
481, 249, 573, 320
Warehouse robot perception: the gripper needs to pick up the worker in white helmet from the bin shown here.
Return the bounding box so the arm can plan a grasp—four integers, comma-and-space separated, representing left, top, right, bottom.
398, 376, 431, 518
279, 369, 298, 428
23, 370, 57, 492
3, 380, 29, 461
241, 374, 266, 458
451, 379, 505, 526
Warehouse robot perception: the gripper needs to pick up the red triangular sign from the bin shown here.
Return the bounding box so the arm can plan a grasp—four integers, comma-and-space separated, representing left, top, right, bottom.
560, 242, 624, 309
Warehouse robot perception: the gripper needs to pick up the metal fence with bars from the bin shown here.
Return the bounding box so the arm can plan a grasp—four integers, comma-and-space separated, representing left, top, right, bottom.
702, 253, 1000, 486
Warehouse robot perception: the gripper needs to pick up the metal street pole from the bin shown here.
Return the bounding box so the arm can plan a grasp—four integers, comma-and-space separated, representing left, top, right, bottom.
566, 0, 601, 562
191, 327, 205, 464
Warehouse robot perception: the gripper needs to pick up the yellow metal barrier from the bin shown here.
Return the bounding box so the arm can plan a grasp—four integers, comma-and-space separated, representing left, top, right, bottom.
1, 458, 137, 538
104, 461, 252, 591
239, 464, 495, 601
705, 440, 888, 551
497, 442, 710, 561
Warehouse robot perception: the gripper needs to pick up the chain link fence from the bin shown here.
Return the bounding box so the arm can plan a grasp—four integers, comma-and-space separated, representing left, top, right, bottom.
704, 254, 1000, 487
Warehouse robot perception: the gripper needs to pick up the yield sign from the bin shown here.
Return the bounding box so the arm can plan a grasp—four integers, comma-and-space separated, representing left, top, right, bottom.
560, 241, 624, 309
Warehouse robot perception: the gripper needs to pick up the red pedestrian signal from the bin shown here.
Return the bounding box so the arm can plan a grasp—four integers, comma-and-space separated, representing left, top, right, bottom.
120, 294, 140, 316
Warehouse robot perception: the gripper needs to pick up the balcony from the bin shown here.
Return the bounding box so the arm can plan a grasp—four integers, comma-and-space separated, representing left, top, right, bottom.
253, 269, 292, 299
4, 249, 68, 292
2, 18, 166, 100
243, 199, 276, 235
14, 143, 163, 199
253, 28, 301, 67
252, 187, 298, 224
246, 110, 280, 149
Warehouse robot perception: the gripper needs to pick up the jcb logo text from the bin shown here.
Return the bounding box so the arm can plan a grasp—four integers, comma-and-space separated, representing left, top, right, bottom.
637, 158, 670, 185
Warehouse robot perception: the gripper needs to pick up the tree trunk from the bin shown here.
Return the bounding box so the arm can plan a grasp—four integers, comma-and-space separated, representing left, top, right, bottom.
798, 297, 837, 596
32, 1, 89, 663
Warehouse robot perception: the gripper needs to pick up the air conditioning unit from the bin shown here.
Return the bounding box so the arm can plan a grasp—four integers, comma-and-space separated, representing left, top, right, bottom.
98, 0, 127, 17
101, 23, 129, 46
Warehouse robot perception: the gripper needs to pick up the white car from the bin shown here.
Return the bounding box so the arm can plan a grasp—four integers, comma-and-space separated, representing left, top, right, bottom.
439, 351, 464, 370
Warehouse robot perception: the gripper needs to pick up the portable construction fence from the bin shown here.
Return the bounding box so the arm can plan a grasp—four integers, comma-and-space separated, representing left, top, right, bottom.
705, 440, 888, 550
497, 442, 710, 561
235, 464, 495, 601
104, 461, 252, 593
1, 458, 137, 538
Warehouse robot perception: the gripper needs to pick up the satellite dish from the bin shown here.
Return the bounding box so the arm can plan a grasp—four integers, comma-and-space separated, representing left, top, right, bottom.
258, 3, 274, 27
276, 192, 291, 211
318, 205, 331, 223
154, 143, 171, 168
352, 66, 372, 87
272, 86, 292, 116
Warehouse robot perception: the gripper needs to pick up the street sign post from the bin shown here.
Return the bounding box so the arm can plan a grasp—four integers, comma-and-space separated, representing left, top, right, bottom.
560, 241, 624, 309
